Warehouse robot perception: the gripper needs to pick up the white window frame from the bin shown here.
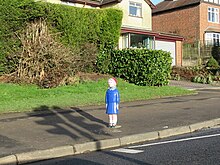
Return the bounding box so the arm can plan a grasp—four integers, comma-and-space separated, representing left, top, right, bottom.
204, 0, 220, 4
129, 1, 142, 17
122, 34, 129, 48
122, 33, 154, 49
205, 32, 220, 46
214, 0, 219, 4
208, 7, 219, 23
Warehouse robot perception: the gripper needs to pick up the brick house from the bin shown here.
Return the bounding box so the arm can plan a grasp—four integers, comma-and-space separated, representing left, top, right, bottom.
152, 0, 220, 46
43, 0, 184, 66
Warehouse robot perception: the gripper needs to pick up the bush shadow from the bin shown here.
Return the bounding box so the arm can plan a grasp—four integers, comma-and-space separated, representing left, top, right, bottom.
30, 105, 110, 142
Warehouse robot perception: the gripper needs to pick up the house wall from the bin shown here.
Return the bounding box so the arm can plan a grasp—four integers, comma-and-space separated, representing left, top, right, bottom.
42, 0, 99, 8
102, 0, 152, 31
152, 5, 200, 44
118, 36, 123, 49
200, 3, 220, 44
175, 40, 182, 66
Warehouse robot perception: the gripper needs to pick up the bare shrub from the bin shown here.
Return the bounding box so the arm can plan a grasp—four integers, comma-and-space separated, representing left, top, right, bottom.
13, 19, 80, 88
77, 43, 98, 73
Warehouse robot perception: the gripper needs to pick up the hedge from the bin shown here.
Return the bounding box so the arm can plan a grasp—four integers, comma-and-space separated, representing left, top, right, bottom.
0, 0, 123, 75
108, 49, 172, 86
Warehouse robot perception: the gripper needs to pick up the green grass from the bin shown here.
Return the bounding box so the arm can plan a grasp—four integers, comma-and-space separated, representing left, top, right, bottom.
0, 78, 195, 114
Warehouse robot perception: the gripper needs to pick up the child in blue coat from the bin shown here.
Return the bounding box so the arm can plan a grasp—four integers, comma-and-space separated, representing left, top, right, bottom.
105, 78, 120, 128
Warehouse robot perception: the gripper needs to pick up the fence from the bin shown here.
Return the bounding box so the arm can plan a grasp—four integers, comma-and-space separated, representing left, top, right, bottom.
182, 41, 213, 66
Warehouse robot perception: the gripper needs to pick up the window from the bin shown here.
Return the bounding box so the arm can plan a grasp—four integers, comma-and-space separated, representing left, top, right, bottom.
122, 34, 129, 48
129, 2, 142, 17
208, 7, 219, 23
205, 32, 220, 46
214, 0, 219, 4
122, 33, 153, 49
204, 0, 220, 5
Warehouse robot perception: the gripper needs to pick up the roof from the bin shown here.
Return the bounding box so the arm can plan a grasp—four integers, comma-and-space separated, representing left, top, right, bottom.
152, 0, 201, 14
63, 0, 101, 6
62, 0, 155, 8
100, 0, 122, 6
143, 0, 156, 9
205, 26, 220, 33
121, 27, 184, 41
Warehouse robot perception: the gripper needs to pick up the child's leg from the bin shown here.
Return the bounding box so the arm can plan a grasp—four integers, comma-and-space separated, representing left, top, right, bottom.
108, 114, 113, 126
112, 114, 117, 126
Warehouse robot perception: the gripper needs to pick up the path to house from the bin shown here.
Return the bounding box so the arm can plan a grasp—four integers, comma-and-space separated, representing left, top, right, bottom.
1, 80, 220, 165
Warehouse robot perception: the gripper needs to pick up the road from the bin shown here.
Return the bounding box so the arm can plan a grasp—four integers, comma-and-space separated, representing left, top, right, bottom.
28, 126, 220, 165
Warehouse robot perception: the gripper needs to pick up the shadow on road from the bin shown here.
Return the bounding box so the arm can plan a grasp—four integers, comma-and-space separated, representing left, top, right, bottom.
71, 106, 108, 126
31, 105, 110, 142
28, 158, 104, 165
102, 151, 153, 165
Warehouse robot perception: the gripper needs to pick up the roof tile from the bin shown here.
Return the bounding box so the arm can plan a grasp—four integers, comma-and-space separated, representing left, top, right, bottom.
153, 0, 201, 14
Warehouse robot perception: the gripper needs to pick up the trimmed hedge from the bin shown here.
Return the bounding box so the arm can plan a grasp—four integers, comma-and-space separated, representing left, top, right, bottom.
0, 0, 123, 75
49, 4, 122, 48
107, 49, 172, 86
0, 0, 45, 74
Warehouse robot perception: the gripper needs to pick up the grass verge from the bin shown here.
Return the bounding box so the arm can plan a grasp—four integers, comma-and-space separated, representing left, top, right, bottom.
0, 79, 195, 114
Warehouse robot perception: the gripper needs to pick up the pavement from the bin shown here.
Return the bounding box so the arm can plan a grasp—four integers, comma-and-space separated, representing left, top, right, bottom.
1, 80, 220, 165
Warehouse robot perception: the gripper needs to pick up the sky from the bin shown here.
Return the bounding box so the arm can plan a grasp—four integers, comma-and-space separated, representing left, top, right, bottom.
151, 0, 163, 5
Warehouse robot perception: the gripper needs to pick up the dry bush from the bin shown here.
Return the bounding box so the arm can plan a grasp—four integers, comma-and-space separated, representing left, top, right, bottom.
13, 19, 80, 88
7, 19, 99, 88
77, 42, 98, 73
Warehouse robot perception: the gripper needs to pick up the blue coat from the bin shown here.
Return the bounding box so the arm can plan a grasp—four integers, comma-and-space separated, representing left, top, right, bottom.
105, 88, 120, 114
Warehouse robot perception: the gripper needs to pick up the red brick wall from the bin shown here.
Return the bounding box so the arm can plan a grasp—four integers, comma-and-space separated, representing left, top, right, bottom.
175, 40, 182, 66
153, 3, 220, 44
152, 5, 200, 43
200, 3, 220, 44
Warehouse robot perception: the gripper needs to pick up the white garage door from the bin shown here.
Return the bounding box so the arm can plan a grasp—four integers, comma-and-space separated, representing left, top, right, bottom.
155, 40, 176, 66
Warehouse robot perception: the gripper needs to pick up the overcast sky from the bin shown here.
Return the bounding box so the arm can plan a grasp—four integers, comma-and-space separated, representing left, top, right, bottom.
151, 0, 163, 5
